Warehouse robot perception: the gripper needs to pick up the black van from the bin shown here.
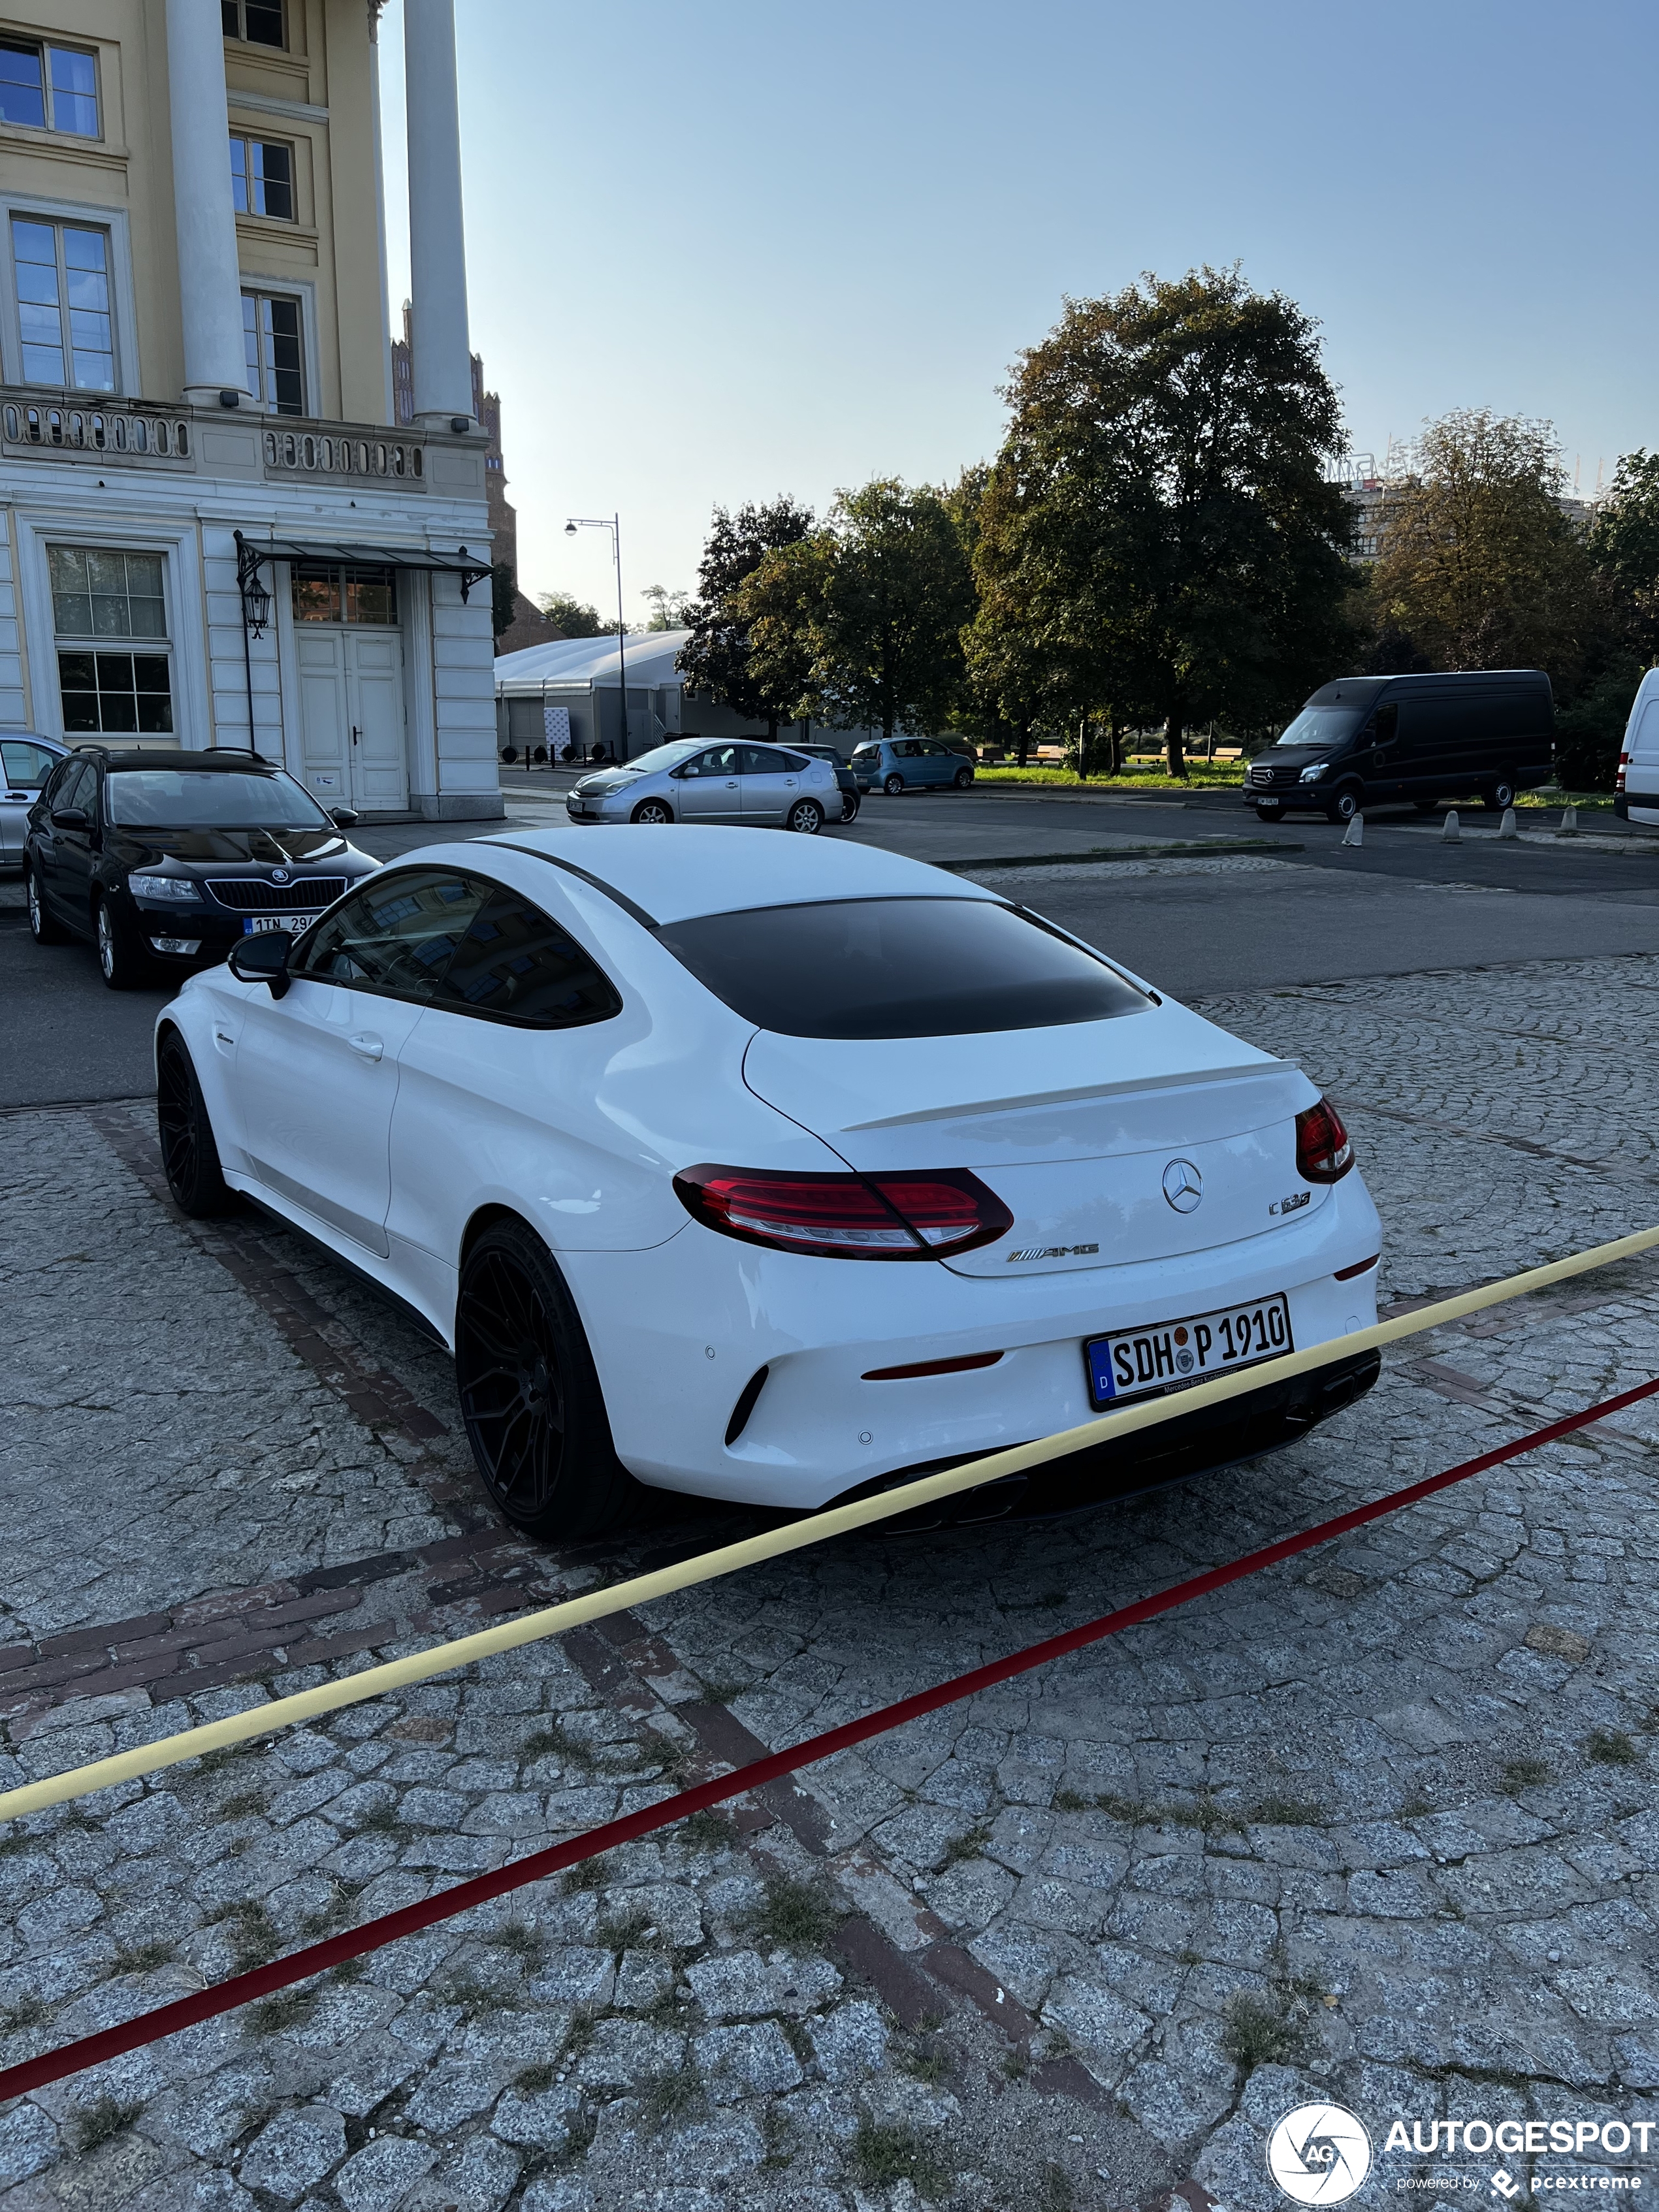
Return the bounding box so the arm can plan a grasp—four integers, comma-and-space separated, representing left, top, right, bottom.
1244, 671, 1555, 824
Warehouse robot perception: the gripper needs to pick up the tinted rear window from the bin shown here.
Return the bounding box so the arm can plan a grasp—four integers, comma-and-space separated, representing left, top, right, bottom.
655, 897, 1152, 1040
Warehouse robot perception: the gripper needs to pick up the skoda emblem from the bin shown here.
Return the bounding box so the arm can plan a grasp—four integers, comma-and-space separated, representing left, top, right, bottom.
270, 867, 290, 884
1162, 1159, 1203, 1213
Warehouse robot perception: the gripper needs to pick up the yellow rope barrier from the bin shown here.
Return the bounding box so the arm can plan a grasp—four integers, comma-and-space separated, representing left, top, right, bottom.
5, 1223, 1656, 1824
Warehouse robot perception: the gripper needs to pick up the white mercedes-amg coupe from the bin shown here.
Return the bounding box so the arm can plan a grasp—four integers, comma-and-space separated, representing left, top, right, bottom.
155, 829, 1382, 1539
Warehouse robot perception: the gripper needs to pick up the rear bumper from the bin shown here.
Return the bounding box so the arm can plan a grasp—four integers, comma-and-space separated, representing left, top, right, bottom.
827, 1345, 1382, 1530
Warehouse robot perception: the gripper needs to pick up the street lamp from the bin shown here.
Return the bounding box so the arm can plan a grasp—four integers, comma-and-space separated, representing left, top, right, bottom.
566, 513, 628, 757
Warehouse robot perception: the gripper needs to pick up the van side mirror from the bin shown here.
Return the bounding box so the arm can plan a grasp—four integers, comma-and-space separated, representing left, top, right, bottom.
329, 807, 359, 827
50, 806, 89, 830
228, 928, 294, 998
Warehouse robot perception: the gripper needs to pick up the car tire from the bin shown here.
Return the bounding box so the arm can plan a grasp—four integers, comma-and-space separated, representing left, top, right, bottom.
839, 791, 861, 824
1413, 799, 1437, 813
883, 773, 905, 796
156, 1031, 235, 1217
786, 797, 824, 834
1253, 801, 1284, 822
1483, 777, 1517, 812
95, 893, 151, 990
455, 1217, 636, 1542
630, 798, 673, 824
952, 765, 973, 790
1325, 786, 1362, 825
25, 861, 69, 944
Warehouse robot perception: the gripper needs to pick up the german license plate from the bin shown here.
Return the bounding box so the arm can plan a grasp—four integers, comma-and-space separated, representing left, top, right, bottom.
242, 914, 315, 935
1085, 1293, 1293, 1409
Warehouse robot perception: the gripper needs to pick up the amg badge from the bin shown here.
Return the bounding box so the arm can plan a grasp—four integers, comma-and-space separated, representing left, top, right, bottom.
1008, 1243, 1100, 1262
1269, 1191, 1312, 1217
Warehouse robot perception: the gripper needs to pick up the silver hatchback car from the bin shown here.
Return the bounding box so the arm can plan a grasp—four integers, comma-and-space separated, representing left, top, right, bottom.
565, 740, 841, 834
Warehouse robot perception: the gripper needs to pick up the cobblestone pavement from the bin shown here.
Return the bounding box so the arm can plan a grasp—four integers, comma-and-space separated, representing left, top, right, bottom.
3, 919, 1659, 2212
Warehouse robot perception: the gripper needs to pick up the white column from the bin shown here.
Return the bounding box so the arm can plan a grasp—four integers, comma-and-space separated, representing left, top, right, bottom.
166, 0, 253, 406
404, 0, 474, 427
368, 3, 395, 424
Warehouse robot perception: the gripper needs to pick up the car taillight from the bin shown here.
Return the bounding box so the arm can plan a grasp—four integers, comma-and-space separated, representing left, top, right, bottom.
1617, 750, 1630, 793
673, 1164, 1013, 1260
1295, 1098, 1353, 1183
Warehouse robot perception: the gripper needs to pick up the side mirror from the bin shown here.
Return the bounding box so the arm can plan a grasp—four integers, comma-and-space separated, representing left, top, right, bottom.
329, 807, 359, 827
228, 928, 294, 997
668, 765, 688, 779
51, 806, 89, 830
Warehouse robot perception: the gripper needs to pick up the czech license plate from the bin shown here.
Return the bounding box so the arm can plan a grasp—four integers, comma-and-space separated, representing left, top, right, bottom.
242, 914, 316, 935
1085, 1293, 1293, 1409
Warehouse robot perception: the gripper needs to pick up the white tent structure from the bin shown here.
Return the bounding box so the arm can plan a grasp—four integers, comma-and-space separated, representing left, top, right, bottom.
493, 629, 880, 763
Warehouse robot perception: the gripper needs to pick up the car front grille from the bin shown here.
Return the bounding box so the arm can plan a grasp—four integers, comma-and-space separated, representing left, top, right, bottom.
204, 876, 348, 912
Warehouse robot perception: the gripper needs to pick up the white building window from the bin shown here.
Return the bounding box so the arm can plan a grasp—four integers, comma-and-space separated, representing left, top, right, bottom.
11, 217, 114, 389
242, 289, 303, 413
50, 548, 173, 735
0, 39, 99, 137
230, 135, 294, 220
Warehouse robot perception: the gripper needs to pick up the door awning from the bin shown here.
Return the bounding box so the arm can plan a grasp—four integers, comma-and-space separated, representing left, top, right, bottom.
233, 534, 493, 601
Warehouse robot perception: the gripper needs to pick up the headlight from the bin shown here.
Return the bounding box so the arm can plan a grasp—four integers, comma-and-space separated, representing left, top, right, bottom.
129, 873, 201, 901
1298, 763, 1327, 783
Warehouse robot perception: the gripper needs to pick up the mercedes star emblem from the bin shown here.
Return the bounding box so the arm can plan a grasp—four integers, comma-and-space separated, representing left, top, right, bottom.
1162, 1159, 1203, 1212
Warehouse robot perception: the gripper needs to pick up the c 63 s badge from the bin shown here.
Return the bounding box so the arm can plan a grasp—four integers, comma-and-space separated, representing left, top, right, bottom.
1008, 1243, 1100, 1262
1270, 1191, 1312, 1217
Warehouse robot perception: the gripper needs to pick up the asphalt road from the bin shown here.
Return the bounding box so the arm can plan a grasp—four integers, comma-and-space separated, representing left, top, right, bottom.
6, 783, 1659, 1109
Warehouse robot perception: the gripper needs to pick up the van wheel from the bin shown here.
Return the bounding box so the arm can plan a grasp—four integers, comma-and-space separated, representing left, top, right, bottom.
1253, 801, 1283, 822
883, 773, 905, 796
1413, 799, 1437, 813
1483, 778, 1516, 811
1325, 786, 1362, 825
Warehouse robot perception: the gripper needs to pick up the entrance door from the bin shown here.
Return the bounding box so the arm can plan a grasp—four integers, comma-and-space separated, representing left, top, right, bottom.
295, 628, 408, 812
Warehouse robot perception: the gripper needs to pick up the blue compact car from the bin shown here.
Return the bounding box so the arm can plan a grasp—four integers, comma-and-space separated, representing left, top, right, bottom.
850, 738, 975, 795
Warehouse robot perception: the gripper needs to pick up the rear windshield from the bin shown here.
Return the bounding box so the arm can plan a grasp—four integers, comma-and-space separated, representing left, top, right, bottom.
654, 897, 1152, 1040
106, 769, 331, 828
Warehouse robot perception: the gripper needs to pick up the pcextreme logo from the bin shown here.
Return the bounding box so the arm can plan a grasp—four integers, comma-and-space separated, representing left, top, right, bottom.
1267, 2105, 1374, 2205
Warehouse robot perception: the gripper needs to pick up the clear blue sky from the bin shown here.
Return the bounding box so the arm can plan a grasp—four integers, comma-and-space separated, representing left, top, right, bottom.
377, 0, 1658, 626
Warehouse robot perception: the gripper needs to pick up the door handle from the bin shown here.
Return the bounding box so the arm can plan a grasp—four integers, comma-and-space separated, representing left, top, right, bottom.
351, 726, 361, 746
347, 1032, 383, 1061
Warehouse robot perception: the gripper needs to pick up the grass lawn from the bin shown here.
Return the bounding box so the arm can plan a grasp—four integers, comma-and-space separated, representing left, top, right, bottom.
973, 763, 1617, 810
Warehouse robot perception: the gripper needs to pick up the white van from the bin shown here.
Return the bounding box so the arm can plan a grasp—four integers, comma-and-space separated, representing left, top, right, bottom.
1616, 669, 1659, 829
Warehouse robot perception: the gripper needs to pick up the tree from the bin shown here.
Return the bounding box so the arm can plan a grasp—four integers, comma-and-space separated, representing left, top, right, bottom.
981, 268, 1357, 777
536, 590, 611, 639
737, 479, 974, 742
640, 585, 693, 632
1588, 449, 1659, 665
490, 563, 516, 642
676, 497, 815, 736
1367, 410, 1594, 675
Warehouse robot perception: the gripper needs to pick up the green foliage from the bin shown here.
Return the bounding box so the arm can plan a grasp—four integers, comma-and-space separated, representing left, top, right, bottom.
204, 1899, 280, 1972
677, 496, 816, 734
738, 479, 974, 741
515, 2060, 558, 2093
1590, 450, 1659, 662
491, 562, 517, 641
639, 2057, 703, 2131
973, 266, 1355, 776
112, 1940, 177, 1975
536, 590, 613, 639
1223, 1991, 1312, 2074
247, 1988, 318, 2036
1586, 1729, 1640, 1766
69, 2096, 143, 2154
850, 2121, 953, 2198
640, 584, 693, 631
737, 1873, 843, 1953
1501, 1758, 1552, 1793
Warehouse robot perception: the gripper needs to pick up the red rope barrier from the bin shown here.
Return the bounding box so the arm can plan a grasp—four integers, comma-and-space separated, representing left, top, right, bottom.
5, 1371, 1656, 2104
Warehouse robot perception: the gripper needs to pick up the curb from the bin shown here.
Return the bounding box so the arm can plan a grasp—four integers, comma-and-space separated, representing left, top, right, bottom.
942, 839, 1304, 872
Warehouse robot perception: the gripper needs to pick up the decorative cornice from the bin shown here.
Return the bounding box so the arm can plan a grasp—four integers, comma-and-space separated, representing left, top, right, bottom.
225, 89, 329, 125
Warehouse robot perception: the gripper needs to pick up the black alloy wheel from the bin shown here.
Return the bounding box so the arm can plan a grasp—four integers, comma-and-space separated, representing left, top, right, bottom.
786, 797, 824, 834
839, 790, 861, 824
631, 798, 673, 825
96, 893, 150, 990
156, 1033, 234, 1217
453, 1219, 634, 1541
1483, 778, 1517, 812
953, 765, 973, 789
883, 772, 905, 796
1325, 786, 1361, 825
25, 862, 69, 944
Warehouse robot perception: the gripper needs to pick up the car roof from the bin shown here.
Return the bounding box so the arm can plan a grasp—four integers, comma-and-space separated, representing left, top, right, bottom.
479, 825, 1001, 926
82, 748, 283, 772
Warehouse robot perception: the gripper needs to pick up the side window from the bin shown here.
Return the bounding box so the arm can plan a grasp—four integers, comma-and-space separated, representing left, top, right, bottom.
58, 758, 97, 814
293, 869, 488, 1000
3, 739, 60, 790
740, 746, 787, 775
430, 887, 621, 1029
699, 745, 739, 776
1372, 705, 1397, 745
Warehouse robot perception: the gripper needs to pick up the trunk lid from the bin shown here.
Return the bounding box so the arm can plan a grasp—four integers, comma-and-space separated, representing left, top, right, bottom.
741, 1006, 1323, 1277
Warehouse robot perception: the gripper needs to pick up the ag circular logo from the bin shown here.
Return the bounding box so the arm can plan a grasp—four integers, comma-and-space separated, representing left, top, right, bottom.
1266, 2104, 1372, 2204
1162, 1158, 1203, 1213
